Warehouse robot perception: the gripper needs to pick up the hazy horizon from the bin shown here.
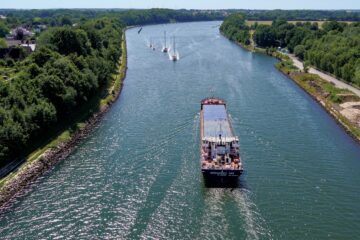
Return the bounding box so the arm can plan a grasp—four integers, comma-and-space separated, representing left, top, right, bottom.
0, 0, 359, 10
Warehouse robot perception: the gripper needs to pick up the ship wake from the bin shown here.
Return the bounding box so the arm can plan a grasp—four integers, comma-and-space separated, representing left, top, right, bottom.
231, 188, 273, 240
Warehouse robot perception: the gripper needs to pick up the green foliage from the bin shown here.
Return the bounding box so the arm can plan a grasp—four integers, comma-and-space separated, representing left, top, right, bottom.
0, 17, 122, 166
32, 17, 42, 25
0, 21, 9, 38
303, 61, 310, 73
60, 16, 73, 26
305, 26, 360, 85
294, 45, 306, 60
220, 13, 250, 45
253, 25, 276, 47
39, 27, 92, 56
222, 16, 360, 88
242, 10, 360, 21
322, 21, 347, 32
0, 38, 6, 48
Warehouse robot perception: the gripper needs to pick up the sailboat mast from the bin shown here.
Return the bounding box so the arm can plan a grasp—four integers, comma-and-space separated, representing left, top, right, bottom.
173, 36, 176, 53
164, 31, 166, 48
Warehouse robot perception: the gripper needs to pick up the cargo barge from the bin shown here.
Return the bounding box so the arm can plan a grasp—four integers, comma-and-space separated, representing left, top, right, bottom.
200, 98, 243, 178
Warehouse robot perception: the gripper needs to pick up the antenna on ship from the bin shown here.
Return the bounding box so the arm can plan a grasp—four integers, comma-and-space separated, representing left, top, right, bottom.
219, 123, 223, 144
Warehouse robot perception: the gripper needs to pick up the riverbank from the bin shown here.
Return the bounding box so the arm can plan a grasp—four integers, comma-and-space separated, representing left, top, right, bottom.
287, 54, 360, 96
0, 31, 128, 211
275, 59, 360, 143
222, 32, 360, 143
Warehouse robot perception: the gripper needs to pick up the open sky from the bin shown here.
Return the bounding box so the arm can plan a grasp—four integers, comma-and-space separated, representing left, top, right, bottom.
1, 0, 359, 10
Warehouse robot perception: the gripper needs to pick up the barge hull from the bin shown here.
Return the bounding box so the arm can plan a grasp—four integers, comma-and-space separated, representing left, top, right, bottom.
202, 169, 243, 178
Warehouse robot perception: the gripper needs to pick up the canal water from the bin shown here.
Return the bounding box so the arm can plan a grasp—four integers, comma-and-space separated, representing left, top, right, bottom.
1, 21, 360, 240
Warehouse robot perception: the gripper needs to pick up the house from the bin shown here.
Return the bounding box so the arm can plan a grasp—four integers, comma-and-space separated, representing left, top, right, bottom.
0, 15, 6, 20
5, 39, 23, 47
8, 27, 34, 40
20, 43, 36, 52
0, 39, 36, 59
6, 39, 36, 52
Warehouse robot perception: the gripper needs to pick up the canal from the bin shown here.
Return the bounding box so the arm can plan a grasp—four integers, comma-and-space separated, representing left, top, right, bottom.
1, 21, 360, 239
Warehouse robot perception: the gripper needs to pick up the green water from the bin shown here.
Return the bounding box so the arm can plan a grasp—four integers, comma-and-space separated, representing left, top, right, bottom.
1, 21, 360, 240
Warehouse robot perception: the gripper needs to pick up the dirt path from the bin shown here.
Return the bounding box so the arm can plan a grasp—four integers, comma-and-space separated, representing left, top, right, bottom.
287, 54, 360, 97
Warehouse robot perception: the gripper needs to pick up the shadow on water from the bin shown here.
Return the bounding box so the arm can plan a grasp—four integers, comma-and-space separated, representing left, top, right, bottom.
203, 174, 248, 190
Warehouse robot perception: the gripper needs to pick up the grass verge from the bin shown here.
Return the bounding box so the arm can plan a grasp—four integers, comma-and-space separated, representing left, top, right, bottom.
276, 61, 360, 142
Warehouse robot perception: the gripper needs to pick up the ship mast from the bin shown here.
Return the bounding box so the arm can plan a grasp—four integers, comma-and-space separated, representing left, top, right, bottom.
173, 36, 176, 53
164, 31, 167, 49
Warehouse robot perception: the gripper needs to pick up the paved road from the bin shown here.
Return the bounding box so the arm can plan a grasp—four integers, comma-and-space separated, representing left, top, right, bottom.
287, 54, 360, 97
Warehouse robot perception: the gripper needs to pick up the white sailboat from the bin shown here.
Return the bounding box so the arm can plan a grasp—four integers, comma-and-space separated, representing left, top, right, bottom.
149, 38, 155, 50
171, 36, 178, 61
162, 31, 169, 53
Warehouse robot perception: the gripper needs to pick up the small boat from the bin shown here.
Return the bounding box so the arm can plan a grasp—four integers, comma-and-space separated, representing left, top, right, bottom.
162, 31, 169, 53
171, 36, 178, 61
149, 38, 155, 50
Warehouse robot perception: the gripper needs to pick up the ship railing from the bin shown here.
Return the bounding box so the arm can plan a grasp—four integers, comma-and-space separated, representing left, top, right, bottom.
201, 97, 226, 107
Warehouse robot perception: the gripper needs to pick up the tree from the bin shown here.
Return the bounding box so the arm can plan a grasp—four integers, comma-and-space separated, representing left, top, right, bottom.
303, 61, 310, 73
322, 21, 346, 32
60, 16, 73, 26
32, 17, 42, 26
294, 45, 306, 60
0, 38, 7, 48
49, 27, 91, 56
220, 13, 250, 46
0, 21, 9, 38
254, 25, 277, 47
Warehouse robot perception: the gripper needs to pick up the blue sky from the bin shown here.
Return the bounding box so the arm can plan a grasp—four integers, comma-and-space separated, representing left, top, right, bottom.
1, 0, 359, 10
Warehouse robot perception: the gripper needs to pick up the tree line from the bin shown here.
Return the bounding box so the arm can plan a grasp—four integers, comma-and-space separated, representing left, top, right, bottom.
220, 13, 250, 45
1, 9, 359, 29
221, 14, 360, 87
241, 10, 360, 21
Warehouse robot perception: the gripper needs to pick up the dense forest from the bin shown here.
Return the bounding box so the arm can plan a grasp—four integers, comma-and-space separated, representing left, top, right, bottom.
0, 9, 225, 28
221, 14, 360, 87
242, 10, 360, 21
1, 9, 360, 25
0, 17, 123, 166
219, 13, 250, 45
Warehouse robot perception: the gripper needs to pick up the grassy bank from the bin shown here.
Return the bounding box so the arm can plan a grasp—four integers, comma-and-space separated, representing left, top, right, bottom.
0, 32, 128, 207
276, 60, 360, 142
